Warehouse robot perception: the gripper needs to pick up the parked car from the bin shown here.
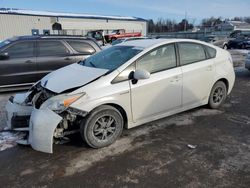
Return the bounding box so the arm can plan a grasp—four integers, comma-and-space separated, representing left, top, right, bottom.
213, 30, 250, 49
6, 39, 235, 153
104, 29, 142, 43
227, 36, 250, 49
111, 37, 149, 45
0, 35, 101, 91
245, 52, 250, 70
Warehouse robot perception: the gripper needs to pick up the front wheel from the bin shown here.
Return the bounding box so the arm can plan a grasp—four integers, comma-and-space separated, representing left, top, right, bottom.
80, 105, 124, 148
208, 81, 227, 109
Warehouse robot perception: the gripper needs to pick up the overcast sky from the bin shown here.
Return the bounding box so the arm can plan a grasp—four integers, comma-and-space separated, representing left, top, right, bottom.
1, 0, 250, 24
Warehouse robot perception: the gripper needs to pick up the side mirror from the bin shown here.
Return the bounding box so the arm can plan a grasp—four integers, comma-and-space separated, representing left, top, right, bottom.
0, 52, 9, 60
133, 69, 150, 80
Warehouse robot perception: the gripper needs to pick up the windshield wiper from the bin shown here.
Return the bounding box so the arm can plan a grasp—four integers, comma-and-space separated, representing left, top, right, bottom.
89, 61, 96, 68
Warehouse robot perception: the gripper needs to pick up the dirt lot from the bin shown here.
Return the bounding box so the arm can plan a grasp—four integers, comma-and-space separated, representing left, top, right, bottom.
0, 50, 250, 187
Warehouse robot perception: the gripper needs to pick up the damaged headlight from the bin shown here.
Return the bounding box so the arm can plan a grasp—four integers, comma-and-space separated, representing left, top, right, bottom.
40, 92, 85, 112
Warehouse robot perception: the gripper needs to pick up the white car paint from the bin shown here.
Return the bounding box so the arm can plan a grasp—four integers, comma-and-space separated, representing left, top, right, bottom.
6, 39, 235, 153
41, 63, 109, 93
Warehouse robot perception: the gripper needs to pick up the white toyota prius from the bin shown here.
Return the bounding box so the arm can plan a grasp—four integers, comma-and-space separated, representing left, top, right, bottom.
6, 39, 235, 153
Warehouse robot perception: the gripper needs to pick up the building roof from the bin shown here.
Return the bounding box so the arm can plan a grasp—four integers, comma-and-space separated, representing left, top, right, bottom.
227, 21, 250, 27
0, 8, 147, 22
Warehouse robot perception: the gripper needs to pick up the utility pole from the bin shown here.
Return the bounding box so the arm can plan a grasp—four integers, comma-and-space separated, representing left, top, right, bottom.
184, 11, 187, 32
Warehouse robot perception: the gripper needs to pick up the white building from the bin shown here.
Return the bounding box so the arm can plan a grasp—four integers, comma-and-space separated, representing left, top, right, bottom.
216, 21, 250, 31
0, 8, 148, 41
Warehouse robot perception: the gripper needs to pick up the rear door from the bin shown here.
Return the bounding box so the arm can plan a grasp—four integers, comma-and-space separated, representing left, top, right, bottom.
178, 42, 215, 107
0, 41, 37, 87
36, 40, 76, 78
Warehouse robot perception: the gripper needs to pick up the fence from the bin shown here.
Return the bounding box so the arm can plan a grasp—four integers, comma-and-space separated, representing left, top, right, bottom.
148, 30, 233, 40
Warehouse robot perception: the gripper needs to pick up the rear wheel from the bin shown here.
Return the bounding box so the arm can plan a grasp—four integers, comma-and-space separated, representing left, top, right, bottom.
80, 105, 124, 148
208, 81, 227, 109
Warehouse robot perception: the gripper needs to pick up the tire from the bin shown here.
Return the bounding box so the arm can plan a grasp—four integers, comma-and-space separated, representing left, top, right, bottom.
208, 81, 227, 109
80, 105, 124, 148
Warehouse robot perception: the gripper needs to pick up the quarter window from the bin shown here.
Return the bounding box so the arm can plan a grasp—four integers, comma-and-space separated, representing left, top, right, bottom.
112, 63, 135, 83
38, 41, 70, 56
179, 43, 206, 65
205, 46, 216, 58
136, 44, 177, 73
66, 40, 96, 54
3, 41, 34, 58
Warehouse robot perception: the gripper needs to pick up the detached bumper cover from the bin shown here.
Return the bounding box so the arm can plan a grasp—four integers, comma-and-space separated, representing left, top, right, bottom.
29, 108, 62, 153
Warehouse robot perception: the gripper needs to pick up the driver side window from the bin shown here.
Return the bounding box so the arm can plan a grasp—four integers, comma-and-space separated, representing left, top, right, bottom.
3, 41, 34, 59
136, 44, 177, 73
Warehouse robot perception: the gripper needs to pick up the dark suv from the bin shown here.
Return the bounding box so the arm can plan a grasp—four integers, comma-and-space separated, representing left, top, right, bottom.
0, 35, 101, 91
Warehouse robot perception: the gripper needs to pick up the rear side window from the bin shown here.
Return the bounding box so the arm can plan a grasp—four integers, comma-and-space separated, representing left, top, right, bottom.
205, 46, 217, 58
3, 41, 34, 58
178, 43, 206, 65
38, 41, 70, 56
66, 40, 96, 54
136, 44, 177, 73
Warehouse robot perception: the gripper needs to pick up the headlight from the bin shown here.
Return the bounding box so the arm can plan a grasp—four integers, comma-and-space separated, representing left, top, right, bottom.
40, 92, 85, 112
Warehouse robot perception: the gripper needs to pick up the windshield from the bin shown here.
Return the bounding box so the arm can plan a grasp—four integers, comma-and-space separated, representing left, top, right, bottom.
0, 39, 11, 48
79, 45, 143, 71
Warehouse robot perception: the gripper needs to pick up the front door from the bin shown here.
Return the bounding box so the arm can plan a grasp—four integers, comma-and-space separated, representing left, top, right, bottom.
130, 43, 182, 122
0, 41, 37, 87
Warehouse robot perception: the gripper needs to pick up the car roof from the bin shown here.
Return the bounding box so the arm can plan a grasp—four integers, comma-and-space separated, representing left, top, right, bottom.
118, 38, 213, 49
9, 35, 94, 41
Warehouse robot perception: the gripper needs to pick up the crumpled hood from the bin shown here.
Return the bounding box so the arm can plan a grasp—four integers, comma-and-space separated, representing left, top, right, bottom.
41, 63, 109, 93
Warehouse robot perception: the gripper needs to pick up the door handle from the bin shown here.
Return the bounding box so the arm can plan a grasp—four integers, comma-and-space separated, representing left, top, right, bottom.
25, 60, 33, 63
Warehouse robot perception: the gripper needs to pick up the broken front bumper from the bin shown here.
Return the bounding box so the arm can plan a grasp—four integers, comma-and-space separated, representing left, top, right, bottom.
6, 97, 63, 153
5, 97, 32, 130
29, 108, 62, 153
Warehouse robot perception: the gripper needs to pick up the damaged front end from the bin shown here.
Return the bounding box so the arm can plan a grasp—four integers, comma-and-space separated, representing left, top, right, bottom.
6, 82, 87, 153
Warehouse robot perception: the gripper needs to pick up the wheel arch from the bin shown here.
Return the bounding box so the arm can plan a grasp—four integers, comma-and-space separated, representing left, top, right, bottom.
216, 78, 229, 92
87, 103, 129, 129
